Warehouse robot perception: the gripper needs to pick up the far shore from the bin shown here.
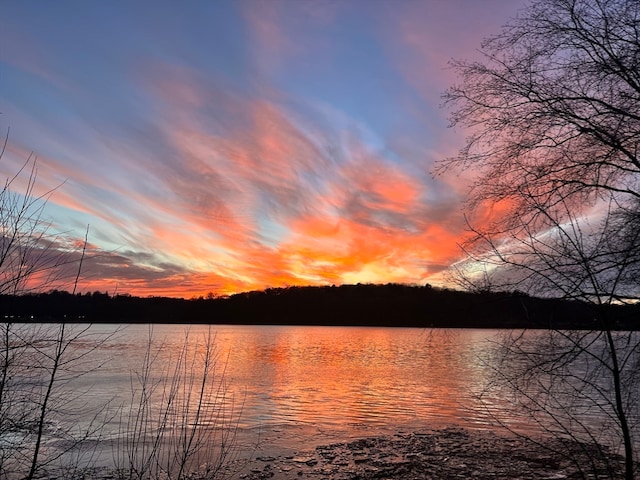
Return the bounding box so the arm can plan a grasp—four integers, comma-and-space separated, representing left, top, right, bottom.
4, 284, 639, 330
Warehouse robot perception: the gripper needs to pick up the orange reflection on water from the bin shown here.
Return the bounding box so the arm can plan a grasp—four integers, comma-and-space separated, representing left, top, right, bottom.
217, 326, 493, 434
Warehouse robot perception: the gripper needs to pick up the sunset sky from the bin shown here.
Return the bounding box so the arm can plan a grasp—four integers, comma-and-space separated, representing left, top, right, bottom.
1, 1, 527, 297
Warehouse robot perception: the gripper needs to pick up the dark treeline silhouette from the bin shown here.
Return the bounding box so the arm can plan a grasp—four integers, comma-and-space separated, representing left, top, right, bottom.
1, 283, 637, 329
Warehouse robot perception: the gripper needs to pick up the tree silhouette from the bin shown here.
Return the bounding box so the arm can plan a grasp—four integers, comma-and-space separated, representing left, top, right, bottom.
440, 1, 640, 478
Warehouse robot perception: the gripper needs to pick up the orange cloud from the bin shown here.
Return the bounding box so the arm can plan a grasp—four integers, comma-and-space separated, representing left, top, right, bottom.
4, 56, 475, 298
1, 1, 538, 299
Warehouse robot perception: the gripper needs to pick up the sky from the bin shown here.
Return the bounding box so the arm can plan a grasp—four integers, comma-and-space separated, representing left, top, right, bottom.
0, 0, 527, 298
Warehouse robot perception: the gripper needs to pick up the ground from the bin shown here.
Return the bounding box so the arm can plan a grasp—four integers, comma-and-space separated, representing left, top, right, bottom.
36, 427, 627, 479
228, 427, 625, 480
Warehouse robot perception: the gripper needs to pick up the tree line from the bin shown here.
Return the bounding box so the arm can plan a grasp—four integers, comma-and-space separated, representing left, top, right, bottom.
2, 283, 638, 329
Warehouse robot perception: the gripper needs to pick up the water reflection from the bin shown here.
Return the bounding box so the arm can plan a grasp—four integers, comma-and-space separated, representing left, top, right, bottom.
198, 326, 498, 434
69, 325, 512, 443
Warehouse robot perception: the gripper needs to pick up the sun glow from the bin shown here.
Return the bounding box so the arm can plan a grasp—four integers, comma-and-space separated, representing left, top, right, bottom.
1, 0, 526, 297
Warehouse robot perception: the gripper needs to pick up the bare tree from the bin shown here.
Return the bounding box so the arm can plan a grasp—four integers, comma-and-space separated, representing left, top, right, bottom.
459, 194, 640, 478
0, 130, 84, 295
440, 0, 640, 220
1, 130, 245, 478
0, 133, 115, 479
439, 0, 640, 478
0, 323, 114, 480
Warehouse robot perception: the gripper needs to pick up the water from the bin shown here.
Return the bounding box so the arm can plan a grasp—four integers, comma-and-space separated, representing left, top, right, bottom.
73, 325, 514, 443
5, 324, 636, 475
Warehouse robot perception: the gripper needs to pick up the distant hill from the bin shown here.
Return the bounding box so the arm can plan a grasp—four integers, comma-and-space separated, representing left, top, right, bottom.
1, 284, 637, 330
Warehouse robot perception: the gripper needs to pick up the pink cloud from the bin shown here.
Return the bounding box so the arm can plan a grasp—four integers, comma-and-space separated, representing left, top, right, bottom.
126, 67, 470, 293
3, 36, 483, 298
0, 23, 75, 94
241, 0, 340, 72
389, 1, 527, 102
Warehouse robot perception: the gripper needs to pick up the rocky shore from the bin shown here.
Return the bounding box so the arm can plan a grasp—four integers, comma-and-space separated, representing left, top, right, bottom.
232, 427, 624, 480
30, 427, 626, 479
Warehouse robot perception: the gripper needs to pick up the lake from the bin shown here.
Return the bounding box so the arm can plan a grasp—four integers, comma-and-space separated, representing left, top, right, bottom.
69, 325, 524, 446
8, 323, 634, 475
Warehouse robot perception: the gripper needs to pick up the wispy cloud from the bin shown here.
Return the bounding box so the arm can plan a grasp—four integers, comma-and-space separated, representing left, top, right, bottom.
0, 1, 526, 297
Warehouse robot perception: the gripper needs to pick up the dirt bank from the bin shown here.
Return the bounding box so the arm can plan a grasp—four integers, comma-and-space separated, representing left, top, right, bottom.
231, 427, 624, 480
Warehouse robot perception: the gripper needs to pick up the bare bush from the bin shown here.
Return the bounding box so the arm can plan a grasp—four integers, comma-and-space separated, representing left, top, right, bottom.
114, 326, 244, 480
0, 323, 116, 479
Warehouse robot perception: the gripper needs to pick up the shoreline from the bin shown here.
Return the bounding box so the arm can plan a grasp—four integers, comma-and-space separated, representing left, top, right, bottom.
31, 426, 626, 479
227, 427, 624, 480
